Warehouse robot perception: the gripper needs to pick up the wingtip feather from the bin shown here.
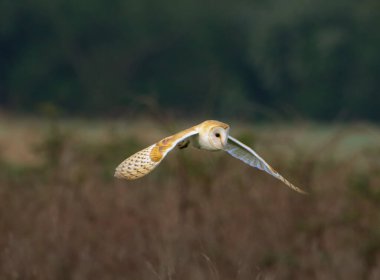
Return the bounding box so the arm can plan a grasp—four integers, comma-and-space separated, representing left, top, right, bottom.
282, 178, 308, 195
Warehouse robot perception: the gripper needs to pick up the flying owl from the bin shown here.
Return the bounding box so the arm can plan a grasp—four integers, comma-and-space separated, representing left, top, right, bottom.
115, 120, 306, 194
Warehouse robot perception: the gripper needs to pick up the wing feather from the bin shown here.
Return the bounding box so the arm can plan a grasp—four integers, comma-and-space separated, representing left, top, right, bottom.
225, 136, 307, 194
115, 128, 198, 180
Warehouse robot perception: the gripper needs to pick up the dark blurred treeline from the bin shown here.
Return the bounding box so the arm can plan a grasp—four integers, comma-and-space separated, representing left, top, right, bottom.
0, 0, 379, 120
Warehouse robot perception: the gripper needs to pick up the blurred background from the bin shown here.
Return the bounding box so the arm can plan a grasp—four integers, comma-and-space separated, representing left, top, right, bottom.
1, 0, 380, 120
1, 0, 380, 279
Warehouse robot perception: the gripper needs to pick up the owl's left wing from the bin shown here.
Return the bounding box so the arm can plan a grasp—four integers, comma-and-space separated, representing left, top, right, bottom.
115, 127, 198, 180
224, 136, 307, 194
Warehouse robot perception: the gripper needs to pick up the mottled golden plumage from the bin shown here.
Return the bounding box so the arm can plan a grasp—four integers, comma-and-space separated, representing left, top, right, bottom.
114, 145, 158, 180
115, 120, 306, 194
115, 126, 198, 180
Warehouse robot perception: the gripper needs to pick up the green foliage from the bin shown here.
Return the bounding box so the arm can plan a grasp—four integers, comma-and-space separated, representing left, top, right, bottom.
0, 0, 379, 120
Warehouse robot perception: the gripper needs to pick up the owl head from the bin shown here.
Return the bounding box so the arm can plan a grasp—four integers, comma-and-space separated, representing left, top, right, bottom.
197, 120, 230, 150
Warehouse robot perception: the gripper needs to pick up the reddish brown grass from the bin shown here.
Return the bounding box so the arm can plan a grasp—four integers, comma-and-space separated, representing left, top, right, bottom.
0, 119, 379, 279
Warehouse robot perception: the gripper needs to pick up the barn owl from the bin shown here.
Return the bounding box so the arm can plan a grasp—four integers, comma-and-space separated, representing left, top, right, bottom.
115, 120, 306, 194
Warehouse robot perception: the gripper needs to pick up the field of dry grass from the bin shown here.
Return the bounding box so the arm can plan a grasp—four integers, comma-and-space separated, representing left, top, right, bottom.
1, 116, 380, 279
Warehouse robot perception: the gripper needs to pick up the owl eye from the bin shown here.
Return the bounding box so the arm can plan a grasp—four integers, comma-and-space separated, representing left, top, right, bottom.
215, 133, 221, 138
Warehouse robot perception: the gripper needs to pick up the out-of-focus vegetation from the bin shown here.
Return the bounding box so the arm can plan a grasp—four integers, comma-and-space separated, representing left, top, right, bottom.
0, 0, 379, 120
1, 0, 380, 278
1, 118, 380, 279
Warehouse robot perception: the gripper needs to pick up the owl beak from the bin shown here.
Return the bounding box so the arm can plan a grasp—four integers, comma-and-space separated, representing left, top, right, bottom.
221, 135, 227, 148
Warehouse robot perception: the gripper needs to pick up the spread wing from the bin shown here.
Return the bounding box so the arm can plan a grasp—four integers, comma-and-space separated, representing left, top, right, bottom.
224, 136, 307, 194
115, 127, 198, 180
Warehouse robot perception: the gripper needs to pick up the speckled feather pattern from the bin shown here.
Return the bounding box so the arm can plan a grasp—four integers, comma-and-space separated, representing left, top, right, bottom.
114, 120, 306, 194
114, 126, 198, 180
114, 145, 158, 180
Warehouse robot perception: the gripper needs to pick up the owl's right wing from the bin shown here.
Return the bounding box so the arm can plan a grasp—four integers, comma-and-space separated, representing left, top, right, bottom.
224, 136, 307, 194
115, 127, 198, 180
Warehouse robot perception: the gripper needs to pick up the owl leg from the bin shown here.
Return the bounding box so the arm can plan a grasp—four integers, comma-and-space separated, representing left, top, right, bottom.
177, 140, 190, 149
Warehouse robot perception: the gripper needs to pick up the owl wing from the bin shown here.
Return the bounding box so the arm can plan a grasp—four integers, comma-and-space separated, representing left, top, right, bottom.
224, 136, 307, 194
115, 127, 198, 180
